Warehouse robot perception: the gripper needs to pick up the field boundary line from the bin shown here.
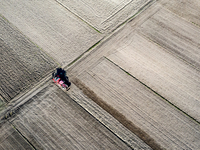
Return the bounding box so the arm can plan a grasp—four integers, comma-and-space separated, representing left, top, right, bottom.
55, 0, 101, 33
65, 38, 104, 69
108, 0, 156, 34
10, 121, 37, 150
192, 22, 200, 29
66, 81, 153, 150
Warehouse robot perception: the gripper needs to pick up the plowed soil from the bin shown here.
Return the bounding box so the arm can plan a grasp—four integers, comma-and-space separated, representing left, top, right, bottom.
0, 0, 103, 66
1, 0, 200, 149
75, 58, 200, 149
160, 0, 200, 26
0, 16, 56, 102
56, 0, 153, 32
9, 84, 132, 150
0, 122, 33, 150
68, 3, 200, 149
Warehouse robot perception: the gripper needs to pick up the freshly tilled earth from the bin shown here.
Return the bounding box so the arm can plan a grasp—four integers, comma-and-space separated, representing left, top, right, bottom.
8, 84, 132, 150
0, 0, 103, 66
0, 16, 56, 102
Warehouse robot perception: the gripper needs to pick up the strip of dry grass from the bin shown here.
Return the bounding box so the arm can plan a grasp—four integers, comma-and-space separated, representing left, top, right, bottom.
72, 77, 163, 150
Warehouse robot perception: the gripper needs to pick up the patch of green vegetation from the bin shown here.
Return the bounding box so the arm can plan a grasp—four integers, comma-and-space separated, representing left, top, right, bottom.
192, 22, 200, 28
0, 99, 5, 112
67, 39, 102, 67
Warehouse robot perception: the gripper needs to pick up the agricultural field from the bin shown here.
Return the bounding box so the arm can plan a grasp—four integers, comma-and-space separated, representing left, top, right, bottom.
107, 25, 200, 122
0, 122, 33, 150
0, 101, 5, 115
68, 2, 200, 149
7, 84, 134, 150
137, 7, 200, 71
72, 58, 200, 149
0, 0, 103, 66
56, 0, 153, 33
1, 0, 200, 149
0, 15, 56, 102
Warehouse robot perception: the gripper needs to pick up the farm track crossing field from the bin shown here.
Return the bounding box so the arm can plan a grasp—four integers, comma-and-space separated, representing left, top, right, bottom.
0, 0, 103, 66
9, 84, 132, 150
0, 16, 56, 102
56, 0, 153, 33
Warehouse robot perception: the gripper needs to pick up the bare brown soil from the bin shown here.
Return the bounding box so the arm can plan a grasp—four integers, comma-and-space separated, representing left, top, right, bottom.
72, 77, 162, 150
1, 0, 200, 149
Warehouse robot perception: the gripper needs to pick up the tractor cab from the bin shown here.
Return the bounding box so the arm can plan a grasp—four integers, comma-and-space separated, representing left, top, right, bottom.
52, 68, 71, 90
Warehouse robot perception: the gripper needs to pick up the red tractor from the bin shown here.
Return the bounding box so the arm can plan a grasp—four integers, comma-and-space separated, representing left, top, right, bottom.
52, 68, 71, 91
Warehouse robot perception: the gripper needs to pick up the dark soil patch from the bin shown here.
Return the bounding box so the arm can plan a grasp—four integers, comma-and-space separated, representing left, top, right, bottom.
0, 16, 57, 102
